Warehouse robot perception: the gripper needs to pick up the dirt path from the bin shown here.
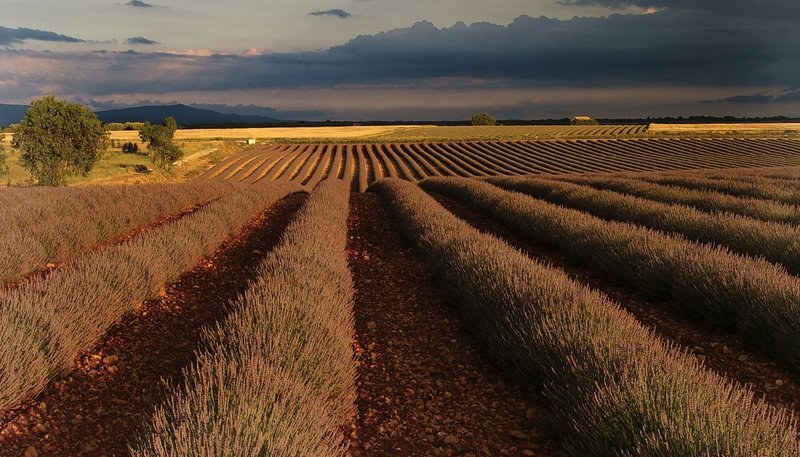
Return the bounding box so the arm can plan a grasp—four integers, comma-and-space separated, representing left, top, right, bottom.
429, 192, 800, 416
0, 193, 306, 457
348, 193, 565, 457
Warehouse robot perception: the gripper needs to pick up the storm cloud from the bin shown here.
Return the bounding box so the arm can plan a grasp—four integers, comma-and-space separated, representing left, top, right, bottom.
126, 0, 154, 7
1, 1, 798, 118
0, 26, 84, 45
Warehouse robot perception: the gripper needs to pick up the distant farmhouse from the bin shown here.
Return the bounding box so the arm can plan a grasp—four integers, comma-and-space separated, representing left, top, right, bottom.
571, 116, 599, 125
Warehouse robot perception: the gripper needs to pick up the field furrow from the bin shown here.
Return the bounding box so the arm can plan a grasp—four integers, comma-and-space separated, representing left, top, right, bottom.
348, 192, 564, 456
202, 139, 800, 190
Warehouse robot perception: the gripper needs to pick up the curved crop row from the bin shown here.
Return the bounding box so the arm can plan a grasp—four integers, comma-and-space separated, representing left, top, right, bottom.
131, 179, 354, 457
557, 175, 800, 225
0, 182, 302, 411
204, 139, 800, 191
0, 181, 236, 283
492, 177, 800, 274
421, 177, 800, 377
372, 178, 798, 455
642, 174, 800, 206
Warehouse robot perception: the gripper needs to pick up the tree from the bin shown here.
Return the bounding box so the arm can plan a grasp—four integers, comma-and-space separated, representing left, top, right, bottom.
12, 96, 107, 186
471, 112, 497, 126
139, 117, 183, 169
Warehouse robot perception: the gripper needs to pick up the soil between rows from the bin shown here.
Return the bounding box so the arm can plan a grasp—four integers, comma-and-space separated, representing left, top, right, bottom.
0, 193, 307, 457
348, 193, 565, 457
428, 191, 800, 417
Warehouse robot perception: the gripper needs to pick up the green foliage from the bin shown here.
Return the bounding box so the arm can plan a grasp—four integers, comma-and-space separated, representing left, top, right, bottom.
105, 122, 146, 131
470, 112, 497, 126
11, 96, 108, 186
121, 142, 139, 154
0, 142, 7, 176
139, 117, 183, 169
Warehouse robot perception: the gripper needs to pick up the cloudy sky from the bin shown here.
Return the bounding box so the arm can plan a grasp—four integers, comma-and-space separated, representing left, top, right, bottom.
1, 0, 798, 120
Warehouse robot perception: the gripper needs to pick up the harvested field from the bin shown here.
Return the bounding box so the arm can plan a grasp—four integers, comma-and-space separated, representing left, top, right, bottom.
108, 126, 423, 142
650, 123, 800, 135
202, 138, 800, 191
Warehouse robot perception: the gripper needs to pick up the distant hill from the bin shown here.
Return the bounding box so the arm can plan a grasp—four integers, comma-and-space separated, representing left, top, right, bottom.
0, 104, 29, 127
96, 104, 281, 125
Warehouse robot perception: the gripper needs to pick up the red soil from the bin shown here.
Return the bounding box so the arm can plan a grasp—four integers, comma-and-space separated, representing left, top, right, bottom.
430, 192, 800, 416
0, 194, 306, 457
348, 193, 565, 457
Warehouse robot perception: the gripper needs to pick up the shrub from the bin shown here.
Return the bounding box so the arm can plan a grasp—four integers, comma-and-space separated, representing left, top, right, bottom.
372, 178, 798, 455
121, 142, 139, 154
470, 112, 497, 126
132, 179, 354, 456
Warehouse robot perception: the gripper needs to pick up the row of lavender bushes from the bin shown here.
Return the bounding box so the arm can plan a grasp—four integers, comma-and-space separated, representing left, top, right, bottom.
372, 178, 798, 455
424, 177, 800, 377
0, 182, 301, 410
486, 176, 800, 274
0, 181, 237, 283
131, 179, 356, 456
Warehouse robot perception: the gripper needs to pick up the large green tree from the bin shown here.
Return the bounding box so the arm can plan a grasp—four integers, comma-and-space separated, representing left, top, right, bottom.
12, 96, 107, 186
139, 117, 183, 170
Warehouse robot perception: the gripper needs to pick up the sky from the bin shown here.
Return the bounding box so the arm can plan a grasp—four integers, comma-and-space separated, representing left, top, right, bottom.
0, 0, 798, 120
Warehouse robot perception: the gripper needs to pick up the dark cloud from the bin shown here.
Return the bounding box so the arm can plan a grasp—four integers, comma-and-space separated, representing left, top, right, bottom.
0, 26, 84, 45
1, 4, 798, 111
126, 36, 158, 45
713, 90, 800, 104
309, 9, 352, 19
126, 0, 154, 7
559, 0, 800, 18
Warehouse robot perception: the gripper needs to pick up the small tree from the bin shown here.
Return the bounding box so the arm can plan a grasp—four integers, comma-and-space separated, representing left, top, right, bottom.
471, 112, 497, 126
139, 117, 183, 169
11, 96, 107, 186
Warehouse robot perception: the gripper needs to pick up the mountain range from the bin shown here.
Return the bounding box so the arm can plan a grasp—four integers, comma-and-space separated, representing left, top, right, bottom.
0, 103, 281, 127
